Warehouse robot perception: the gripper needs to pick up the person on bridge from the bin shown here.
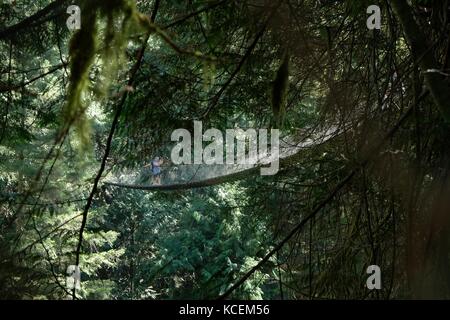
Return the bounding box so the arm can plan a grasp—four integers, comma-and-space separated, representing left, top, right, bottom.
144, 156, 164, 185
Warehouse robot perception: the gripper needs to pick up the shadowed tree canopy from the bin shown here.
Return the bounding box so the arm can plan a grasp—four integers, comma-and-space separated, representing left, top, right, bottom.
1, 0, 450, 300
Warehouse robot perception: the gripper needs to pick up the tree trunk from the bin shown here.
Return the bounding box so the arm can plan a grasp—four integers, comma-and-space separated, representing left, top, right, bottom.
391, 0, 450, 123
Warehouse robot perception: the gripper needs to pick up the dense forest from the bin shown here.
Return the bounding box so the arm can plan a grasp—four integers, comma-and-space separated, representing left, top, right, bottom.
1, 0, 450, 300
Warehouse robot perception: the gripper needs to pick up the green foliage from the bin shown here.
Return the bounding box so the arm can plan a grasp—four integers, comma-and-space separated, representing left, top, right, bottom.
2, 0, 450, 301
100, 186, 270, 299
63, 0, 143, 148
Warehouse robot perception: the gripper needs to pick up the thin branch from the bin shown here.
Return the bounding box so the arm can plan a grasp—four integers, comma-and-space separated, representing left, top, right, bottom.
162, 0, 231, 30
0, 0, 69, 40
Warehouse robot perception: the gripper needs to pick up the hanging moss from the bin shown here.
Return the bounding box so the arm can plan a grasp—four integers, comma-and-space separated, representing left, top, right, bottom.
61, 0, 143, 148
